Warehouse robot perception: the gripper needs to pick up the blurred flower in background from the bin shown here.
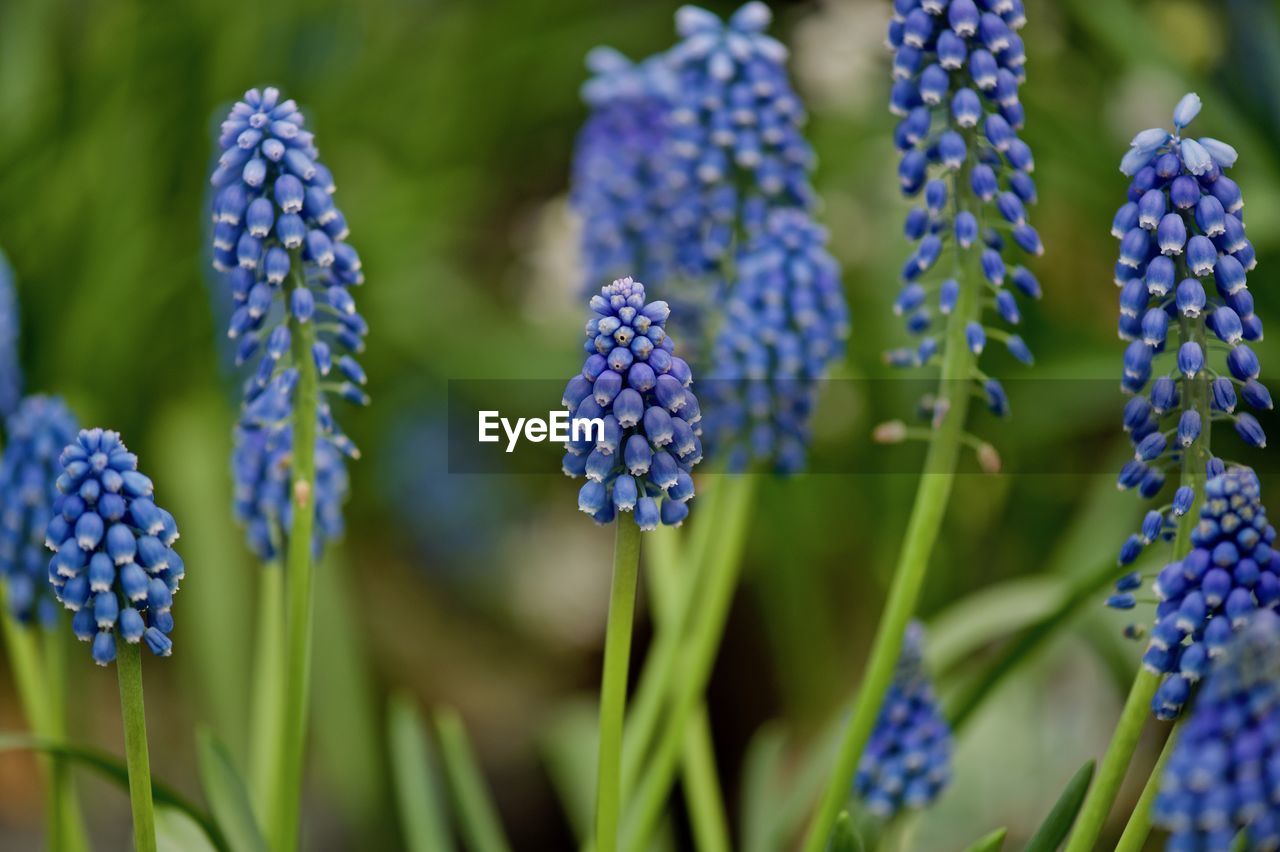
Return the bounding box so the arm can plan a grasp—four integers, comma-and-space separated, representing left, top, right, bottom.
0, 395, 78, 625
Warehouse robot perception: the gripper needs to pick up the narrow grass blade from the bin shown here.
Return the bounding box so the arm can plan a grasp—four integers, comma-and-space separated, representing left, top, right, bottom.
963, 827, 1007, 852
195, 728, 266, 852
432, 707, 512, 852
1025, 760, 1096, 852
388, 693, 454, 852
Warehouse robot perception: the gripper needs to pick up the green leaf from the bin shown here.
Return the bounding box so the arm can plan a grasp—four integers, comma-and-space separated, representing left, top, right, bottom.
432, 707, 513, 852
928, 577, 1067, 676
963, 827, 1007, 852
157, 806, 220, 852
536, 699, 597, 844
388, 694, 455, 852
0, 733, 226, 851
1024, 760, 1096, 852
827, 811, 864, 852
739, 723, 787, 852
945, 556, 1121, 732
194, 728, 266, 852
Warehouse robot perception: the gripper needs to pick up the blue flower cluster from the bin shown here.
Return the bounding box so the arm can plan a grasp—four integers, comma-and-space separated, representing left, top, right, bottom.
1109, 468, 1279, 720
0, 249, 21, 419
855, 622, 952, 818
210, 87, 365, 558
232, 390, 351, 563
45, 429, 183, 665
704, 210, 849, 472
563, 277, 702, 529
1153, 609, 1280, 850
571, 49, 691, 291
1114, 94, 1266, 509
664, 3, 814, 251
0, 396, 79, 625
571, 5, 848, 472
571, 2, 812, 290
884, 0, 1042, 416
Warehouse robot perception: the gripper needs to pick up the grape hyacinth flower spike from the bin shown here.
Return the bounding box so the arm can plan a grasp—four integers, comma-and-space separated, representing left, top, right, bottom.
46, 428, 177, 852
807, 3, 1040, 849
1112, 92, 1266, 527
211, 85, 367, 852
571, 48, 686, 292
563, 277, 702, 530
855, 622, 952, 819
1068, 96, 1268, 852
46, 429, 182, 665
0, 249, 20, 419
562, 276, 700, 852
1153, 609, 1280, 849
880, 0, 1042, 436
1111, 468, 1279, 720
706, 208, 849, 472
0, 396, 79, 625
232, 389, 352, 563
664, 2, 815, 261
654, 3, 849, 471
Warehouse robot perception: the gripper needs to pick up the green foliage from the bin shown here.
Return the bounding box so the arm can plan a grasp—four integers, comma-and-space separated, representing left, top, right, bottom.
388, 694, 455, 852
195, 729, 266, 852
1024, 761, 1095, 852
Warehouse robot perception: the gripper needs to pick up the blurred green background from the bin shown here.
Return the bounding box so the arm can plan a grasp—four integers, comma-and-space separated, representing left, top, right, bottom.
2, 0, 1280, 848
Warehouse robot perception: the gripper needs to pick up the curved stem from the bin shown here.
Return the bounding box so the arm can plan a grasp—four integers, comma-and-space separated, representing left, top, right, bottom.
802, 157, 981, 852
272, 263, 321, 852
595, 520, 642, 852
1115, 721, 1180, 852
621, 474, 757, 852
1065, 312, 1210, 852
117, 641, 156, 852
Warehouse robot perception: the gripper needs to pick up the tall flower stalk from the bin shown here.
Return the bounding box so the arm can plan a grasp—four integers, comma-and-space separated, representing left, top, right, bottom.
562, 276, 703, 851
210, 86, 366, 850
45, 427, 185, 852
0, 394, 88, 851
1066, 94, 1269, 851
569, 6, 847, 844
805, 2, 1040, 848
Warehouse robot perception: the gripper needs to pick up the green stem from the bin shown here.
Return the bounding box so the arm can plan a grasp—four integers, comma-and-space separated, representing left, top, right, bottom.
595, 520, 642, 852
621, 474, 757, 852
644, 520, 731, 852
272, 263, 321, 852
802, 162, 982, 852
117, 641, 156, 852
1, 590, 88, 851
1065, 312, 1210, 852
249, 564, 285, 827
619, 477, 726, 795
1115, 721, 1180, 852
0, 594, 50, 741
1064, 669, 1160, 852
44, 621, 89, 852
